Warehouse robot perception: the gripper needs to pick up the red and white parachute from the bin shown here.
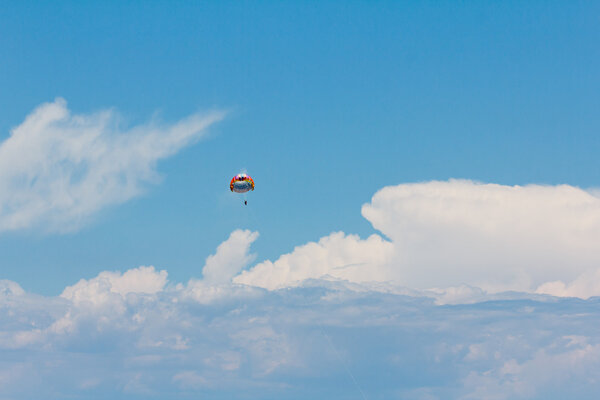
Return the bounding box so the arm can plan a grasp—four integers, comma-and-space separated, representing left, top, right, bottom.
230, 173, 254, 205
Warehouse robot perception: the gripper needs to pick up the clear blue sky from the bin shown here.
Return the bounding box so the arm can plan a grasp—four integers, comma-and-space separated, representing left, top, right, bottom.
1, 0, 599, 294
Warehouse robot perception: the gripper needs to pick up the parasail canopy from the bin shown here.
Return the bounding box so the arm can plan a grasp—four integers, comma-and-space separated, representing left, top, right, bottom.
230, 173, 255, 193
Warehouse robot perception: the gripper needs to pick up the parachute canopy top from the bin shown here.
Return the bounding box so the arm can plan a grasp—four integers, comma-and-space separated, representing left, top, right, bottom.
230, 173, 255, 193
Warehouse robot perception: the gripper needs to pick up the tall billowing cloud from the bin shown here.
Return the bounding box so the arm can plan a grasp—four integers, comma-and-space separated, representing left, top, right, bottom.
363, 180, 600, 293
237, 180, 600, 298
0, 98, 225, 232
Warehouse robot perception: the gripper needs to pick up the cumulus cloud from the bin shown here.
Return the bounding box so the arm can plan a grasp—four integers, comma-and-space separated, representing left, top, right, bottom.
1, 263, 600, 399
0, 98, 225, 232
363, 180, 600, 292
3, 179, 600, 397
202, 229, 259, 284
61, 265, 168, 305
237, 180, 600, 298
181, 229, 263, 304
1, 221, 600, 398
535, 269, 600, 298
462, 337, 600, 400
234, 232, 393, 290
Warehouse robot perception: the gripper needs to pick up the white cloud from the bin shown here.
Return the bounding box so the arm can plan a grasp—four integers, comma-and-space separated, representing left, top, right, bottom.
202, 229, 259, 285
3, 179, 600, 397
61, 265, 168, 305
0, 279, 25, 296
234, 232, 394, 290
535, 269, 600, 298
237, 180, 600, 297
0, 98, 225, 232
1, 229, 600, 399
181, 229, 263, 304
1, 264, 599, 399
462, 338, 600, 400
362, 180, 600, 292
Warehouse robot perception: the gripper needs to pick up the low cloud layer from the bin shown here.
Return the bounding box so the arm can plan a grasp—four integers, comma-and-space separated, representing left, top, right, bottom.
0, 98, 224, 232
1, 259, 599, 399
238, 180, 600, 298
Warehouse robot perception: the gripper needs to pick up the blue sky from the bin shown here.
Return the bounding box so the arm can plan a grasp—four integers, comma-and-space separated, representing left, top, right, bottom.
1, 1, 600, 399
2, 1, 599, 294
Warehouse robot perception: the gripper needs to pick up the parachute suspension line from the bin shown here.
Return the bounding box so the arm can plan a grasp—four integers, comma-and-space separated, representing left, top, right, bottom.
230, 173, 254, 206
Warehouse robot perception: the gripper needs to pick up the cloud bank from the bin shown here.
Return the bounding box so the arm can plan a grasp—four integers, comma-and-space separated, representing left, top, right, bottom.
1, 250, 600, 399
2, 170, 600, 398
0, 98, 224, 232
237, 180, 600, 298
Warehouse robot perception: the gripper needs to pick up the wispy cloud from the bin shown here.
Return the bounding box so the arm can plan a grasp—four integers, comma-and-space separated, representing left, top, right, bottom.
0, 98, 225, 232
